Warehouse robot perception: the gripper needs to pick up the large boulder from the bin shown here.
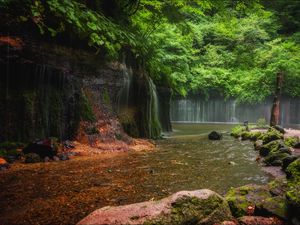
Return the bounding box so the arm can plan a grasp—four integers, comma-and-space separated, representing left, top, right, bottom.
22, 139, 58, 158
208, 131, 222, 140
226, 184, 287, 219
77, 189, 233, 225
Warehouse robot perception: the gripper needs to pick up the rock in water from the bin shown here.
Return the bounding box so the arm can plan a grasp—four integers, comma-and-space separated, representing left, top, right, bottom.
77, 189, 232, 225
208, 131, 222, 140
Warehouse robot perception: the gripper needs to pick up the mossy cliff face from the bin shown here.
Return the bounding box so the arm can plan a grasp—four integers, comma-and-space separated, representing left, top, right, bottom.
0, 37, 163, 141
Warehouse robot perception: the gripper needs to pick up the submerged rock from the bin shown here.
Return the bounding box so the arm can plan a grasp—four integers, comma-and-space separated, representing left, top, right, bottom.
77, 189, 232, 225
208, 131, 222, 140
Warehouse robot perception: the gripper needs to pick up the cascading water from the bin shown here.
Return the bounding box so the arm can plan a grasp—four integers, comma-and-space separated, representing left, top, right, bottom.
171, 97, 300, 127
117, 56, 133, 112
148, 78, 161, 138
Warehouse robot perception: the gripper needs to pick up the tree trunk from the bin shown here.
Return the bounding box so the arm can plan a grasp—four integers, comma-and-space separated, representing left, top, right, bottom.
270, 72, 283, 126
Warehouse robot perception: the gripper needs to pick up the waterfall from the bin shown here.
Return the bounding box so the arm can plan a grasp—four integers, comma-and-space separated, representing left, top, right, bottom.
148, 78, 161, 138
117, 56, 133, 111
171, 97, 300, 127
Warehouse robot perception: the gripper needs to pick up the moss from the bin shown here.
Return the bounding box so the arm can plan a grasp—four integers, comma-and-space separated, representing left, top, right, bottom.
284, 137, 299, 148
259, 140, 281, 157
225, 185, 273, 218
231, 126, 246, 138
102, 88, 111, 106
285, 159, 300, 219
241, 131, 262, 141
264, 152, 290, 166
144, 195, 230, 225
80, 91, 96, 122
260, 128, 283, 144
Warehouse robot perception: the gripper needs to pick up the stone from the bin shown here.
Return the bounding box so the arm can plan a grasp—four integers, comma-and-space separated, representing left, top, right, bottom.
226, 184, 287, 219
259, 140, 283, 157
0, 157, 10, 170
274, 125, 285, 134
77, 189, 233, 225
24, 153, 41, 163
260, 128, 283, 145
282, 156, 298, 171
58, 153, 69, 161
53, 156, 60, 161
44, 156, 50, 162
22, 139, 58, 158
278, 147, 292, 155
294, 142, 300, 148
238, 216, 284, 225
209, 131, 223, 140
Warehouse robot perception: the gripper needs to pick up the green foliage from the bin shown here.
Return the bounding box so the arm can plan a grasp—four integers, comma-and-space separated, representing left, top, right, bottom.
2, 0, 300, 101
256, 118, 267, 128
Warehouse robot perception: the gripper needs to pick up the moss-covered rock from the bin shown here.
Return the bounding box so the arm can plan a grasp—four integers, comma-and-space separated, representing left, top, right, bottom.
260, 128, 283, 144
259, 140, 282, 157
285, 159, 300, 224
264, 152, 290, 166
225, 184, 287, 219
284, 137, 299, 148
282, 156, 299, 172
226, 185, 271, 218
231, 126, 246, 138
78, 190, 233, 225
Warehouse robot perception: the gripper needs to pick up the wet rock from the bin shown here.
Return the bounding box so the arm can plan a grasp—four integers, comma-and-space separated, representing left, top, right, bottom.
22, 139, 58, 158
238, 216, 284, 225
77, 189, 233, 225
209, 131, 222, 140
25, 153, 41, 163
0, 157, 10, 170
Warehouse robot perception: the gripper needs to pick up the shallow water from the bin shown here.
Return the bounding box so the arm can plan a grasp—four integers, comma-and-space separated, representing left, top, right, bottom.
120, 123, 270, 196
0, 123, 272, 225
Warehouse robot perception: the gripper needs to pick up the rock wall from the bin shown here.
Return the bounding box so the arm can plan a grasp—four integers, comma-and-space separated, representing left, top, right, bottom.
0, 36, 165, 142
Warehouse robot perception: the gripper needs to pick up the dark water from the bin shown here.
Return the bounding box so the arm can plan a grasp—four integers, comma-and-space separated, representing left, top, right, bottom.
118, 123, 269, 197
